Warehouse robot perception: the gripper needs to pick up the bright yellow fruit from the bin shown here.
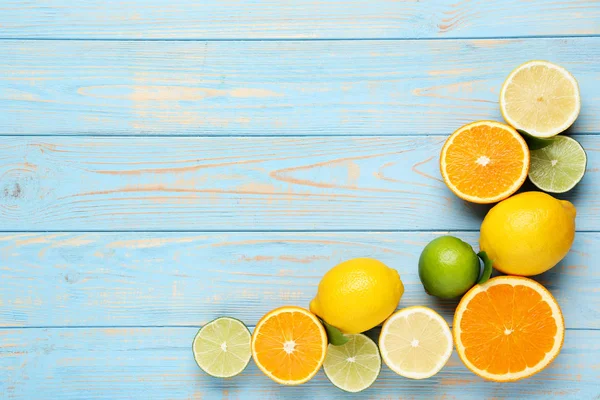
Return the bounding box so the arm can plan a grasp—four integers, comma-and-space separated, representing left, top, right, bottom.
310, 258, 404, 334
480, 192, 576, 276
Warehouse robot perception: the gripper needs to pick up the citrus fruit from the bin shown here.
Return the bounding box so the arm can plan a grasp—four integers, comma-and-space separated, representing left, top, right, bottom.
309, 258, 404, 334
440, 120, 530, 204
500, 60, 580, 138
454, 276, 565, 382
251, 306, 327, 385
323, 334, 381, 393
379, 306, 453, 380
529, 135, 587, 193
480, 191, 576, 276
418, 236, 480, 299
192, 317, 251, 378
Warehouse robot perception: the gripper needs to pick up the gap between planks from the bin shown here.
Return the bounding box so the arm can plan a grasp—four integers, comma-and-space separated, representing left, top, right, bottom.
0, 34, 599, 42
0, 326, 597, 331
1, 230, 599, 233
1, 133, 600, 138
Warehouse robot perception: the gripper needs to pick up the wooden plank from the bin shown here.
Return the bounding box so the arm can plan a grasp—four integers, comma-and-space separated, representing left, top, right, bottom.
0, 135, 598, 231
1, 38, 599, 136
0, 232, 597, 329
1, 0, 599, 39
0, 327, 598, 399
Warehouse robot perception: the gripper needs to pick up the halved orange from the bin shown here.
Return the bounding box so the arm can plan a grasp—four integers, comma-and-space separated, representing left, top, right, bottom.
454, 276, 565, 382
440, 121, 530, 204
251, 306, 328, 385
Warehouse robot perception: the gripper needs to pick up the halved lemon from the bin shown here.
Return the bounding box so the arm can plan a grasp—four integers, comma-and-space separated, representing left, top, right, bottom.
440, 121, 530, 204
500, 60, 580, 138
379, 306, 453, 379
251, 306, 328, 385
454, 276, 565, 382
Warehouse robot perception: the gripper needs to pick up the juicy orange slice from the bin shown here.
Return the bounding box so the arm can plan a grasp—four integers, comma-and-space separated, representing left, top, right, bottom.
251, 306, 327, 385
454, 276, 565, 382
440, 121, 530, 204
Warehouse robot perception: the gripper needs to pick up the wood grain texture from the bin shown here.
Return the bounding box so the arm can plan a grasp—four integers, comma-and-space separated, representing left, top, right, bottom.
0, 135, 597, 231
1, 327, 598, 399
1, 0, 599, 39
2, 38, 599, 136
0, 232, 597, 329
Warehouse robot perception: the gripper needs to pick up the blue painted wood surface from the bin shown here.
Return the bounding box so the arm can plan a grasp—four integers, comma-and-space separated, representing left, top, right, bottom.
1, 0, 599, 39
0, 232, 597, 328
2, 39, 600, 136
0, 135, 599, 231
1, 1, 599, 399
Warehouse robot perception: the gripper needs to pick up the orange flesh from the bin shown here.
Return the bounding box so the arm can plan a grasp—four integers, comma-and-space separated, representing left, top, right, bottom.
444, 124, 527, 200
459, 284, 557, 375
253, 310, 326, 382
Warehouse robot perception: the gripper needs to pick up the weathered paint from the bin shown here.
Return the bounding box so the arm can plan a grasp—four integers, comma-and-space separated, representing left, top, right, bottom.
0, 232, 598, 328
0, 0, 598, 39
0, 328, 598, 399
1, 2, 599, 398
0, 136, 598, 230
1, 39, 599, 135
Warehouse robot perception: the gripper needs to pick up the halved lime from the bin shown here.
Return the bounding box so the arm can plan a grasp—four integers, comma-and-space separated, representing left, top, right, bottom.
192, 317, 251, 378
323, 333, 381, 393
529, 135, 587, 193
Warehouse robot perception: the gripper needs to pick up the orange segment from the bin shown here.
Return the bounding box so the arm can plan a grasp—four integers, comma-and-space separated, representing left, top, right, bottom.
251, 306, 327, 385
454, 276, 564, 382
440, 121, 530, 204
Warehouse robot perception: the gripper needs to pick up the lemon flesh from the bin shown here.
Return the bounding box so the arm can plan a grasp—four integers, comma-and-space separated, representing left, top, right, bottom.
310, 258, 404, 334
500, 60, 580, 138
323, 334, 381, 393
379, 306, 453, 380
480, 191, 576, 276
193, 317, 251, 378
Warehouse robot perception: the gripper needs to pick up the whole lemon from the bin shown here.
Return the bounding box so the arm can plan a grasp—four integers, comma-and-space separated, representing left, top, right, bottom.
309, 258, 403, 334
480, 191, 576, 276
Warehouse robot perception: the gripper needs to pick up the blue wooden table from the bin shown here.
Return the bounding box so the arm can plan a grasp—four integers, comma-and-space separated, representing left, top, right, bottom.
1, 1, 599, 398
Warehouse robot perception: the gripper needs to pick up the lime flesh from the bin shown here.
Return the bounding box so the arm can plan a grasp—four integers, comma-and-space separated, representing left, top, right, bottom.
529, 135, 587, 193
193, 317, 251, 378
323, 334, 381, 393
418, 236, 480, 299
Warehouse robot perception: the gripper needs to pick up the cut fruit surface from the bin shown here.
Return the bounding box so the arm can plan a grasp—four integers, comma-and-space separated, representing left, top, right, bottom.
454, 276, 565, 382
440, 121, 530, 204
529, 135, 587, 193
379, 306, 452, 380
323, 334, 381, 393
324, 334, 380, 392
192, 317, 252, 378
500, 60, 580, 138
251, 306, 327, 385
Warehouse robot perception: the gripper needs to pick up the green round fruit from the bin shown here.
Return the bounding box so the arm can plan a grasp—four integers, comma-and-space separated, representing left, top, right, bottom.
418, 236, 480, 299
192, 317, 251, 378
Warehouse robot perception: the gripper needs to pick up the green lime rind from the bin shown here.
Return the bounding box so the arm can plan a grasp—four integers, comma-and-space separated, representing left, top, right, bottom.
323, 334, 381, 393
418, 236, 480, 299
320, 318, 349, 346
528, 135, 587, 193
518, 129, 557, 150
192, 317, 252, 378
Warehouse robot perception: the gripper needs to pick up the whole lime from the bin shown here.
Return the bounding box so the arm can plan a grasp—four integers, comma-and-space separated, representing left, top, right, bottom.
418, 236, 480, 299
